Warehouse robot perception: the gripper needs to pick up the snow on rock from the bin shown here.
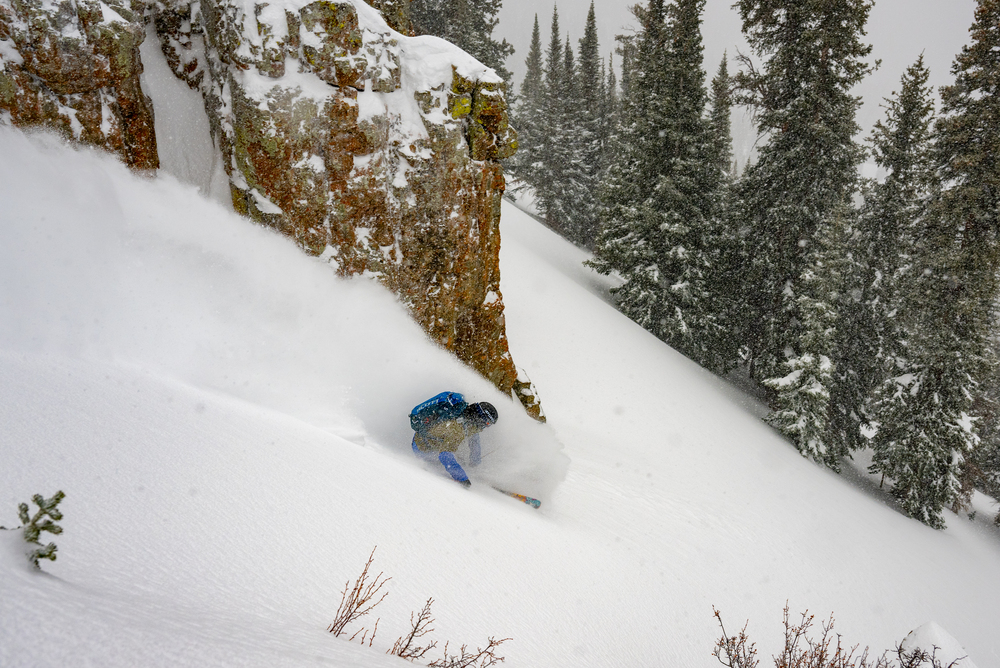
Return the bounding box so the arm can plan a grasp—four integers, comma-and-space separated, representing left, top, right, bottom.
138, 23, 230, 205
146, 0, 534, 417
900, 623, 978, 668
0, 0, 158, 169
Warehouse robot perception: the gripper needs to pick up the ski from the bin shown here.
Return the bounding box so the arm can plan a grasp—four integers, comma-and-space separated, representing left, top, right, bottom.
492, 487, 541, 509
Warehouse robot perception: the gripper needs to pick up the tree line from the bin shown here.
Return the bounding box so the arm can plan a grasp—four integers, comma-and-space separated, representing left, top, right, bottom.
501, 0, 1000, 529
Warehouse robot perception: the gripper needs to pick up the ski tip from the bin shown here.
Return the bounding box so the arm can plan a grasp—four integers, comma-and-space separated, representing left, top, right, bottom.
492, 487, 542, 509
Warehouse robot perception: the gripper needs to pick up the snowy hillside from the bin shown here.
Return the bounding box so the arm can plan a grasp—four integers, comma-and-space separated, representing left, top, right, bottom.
1, 127, 999, 667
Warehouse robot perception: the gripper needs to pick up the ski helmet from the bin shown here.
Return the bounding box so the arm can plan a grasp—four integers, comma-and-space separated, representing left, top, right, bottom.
466, 402, 498, 428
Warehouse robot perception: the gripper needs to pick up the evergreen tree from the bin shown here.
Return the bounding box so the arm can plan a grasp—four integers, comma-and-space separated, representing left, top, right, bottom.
765, 203, 857, 466
591, 0, 672, 336
410, 0, 515, 82
706, 55, 733, 180
730, 0, 875, 382
870, 0, 1000, 527
512, 4, 608, 248
966, 326, 1000, 522
823, 220, 876, 459
535, 6, 571, 232
512, 15, 546, 186
570, 2, 604, 247
851, 56, 936, 461
616, 34, 637, 102
656, 0, 728, 367
592, 0, 722, 366
772, 58, 936, 471
600, 53, 618, 163
555, 35, 588, 242
702, 54, 742, 371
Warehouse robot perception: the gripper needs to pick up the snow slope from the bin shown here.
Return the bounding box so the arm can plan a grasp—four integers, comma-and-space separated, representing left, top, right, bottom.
1, 127, 998, 667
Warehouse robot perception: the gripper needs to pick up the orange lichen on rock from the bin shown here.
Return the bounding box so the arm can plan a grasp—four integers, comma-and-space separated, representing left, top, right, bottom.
0, 0, 157, 169
149, 0, 543, 420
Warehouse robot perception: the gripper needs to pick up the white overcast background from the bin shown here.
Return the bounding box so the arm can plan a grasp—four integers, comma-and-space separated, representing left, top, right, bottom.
496, 0, 978, 169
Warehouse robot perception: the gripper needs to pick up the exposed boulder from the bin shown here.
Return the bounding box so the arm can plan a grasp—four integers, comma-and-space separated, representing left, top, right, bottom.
0, 0, 157, 169
361, 0, 409, 34
151, 0, 543, 419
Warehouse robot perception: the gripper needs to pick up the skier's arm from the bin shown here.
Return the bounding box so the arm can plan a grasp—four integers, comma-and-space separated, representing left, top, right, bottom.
469, 432, 481, 467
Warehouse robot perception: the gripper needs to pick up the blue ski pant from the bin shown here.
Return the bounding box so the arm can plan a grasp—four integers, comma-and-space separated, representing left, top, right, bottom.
411, 434, 480, 483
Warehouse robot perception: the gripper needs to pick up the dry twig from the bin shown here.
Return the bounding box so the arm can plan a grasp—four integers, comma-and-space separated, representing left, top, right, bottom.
892, 644, 964, 668
774, 604, 875, 668
428, 636, 511, 668
713, 604, 968, 668
713, 606, 760, 668
328, 547, 391, 640
389, 597, 438, 661
349, 618, 380, 647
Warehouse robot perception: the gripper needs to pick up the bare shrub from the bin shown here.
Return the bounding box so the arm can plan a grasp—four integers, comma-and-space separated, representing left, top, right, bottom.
326, 549, 511, 665
389, 597, 438, 661
428, 637, 511, 668
328, 547, 391, 642
890, 644, 963, 668
713, 605, 967, 668
349, 619, 380, 648
713, 606, 760, 668
772, 605, 877, 668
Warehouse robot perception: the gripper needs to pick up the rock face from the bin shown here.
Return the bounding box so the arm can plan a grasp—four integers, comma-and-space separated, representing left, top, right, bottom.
0, 0, 157, 169
0, 0, 541, 419
150, 0, 544, 419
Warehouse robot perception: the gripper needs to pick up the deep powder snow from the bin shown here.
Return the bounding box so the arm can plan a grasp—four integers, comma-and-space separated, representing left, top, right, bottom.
0, 127, 997, 667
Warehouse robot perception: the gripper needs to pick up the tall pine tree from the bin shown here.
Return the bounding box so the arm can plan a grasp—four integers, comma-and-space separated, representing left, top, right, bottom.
965, 326, 1000, 523
706, 54, 733, 182
557, 35, 588, 242
870, 0, 1000, 527
855, 56, 936, 463
702, 54, 742, 372
512, 15, 546, 187
569, 2, 604, 247
592, 0, 722, 365
591, 0, 673, 337
730, 0, 874, 384
600, 53, 618, 175
535, 6, 572, 232
765, 203, 858, 467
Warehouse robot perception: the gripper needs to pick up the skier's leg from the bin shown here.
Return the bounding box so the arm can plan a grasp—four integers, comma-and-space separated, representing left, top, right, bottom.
438, 451, 470, 484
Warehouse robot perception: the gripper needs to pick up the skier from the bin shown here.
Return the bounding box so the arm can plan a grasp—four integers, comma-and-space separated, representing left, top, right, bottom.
410, 393, 498, 487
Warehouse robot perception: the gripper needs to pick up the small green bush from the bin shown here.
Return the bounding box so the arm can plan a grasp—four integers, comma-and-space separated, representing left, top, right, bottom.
17, 491, 65, 569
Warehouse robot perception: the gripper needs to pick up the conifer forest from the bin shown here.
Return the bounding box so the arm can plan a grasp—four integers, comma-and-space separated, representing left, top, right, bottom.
421, 0, 1000, 530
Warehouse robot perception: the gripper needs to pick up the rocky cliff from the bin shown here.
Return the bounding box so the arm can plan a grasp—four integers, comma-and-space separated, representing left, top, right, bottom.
0, 0, 157, 169
0, 0, 544, 420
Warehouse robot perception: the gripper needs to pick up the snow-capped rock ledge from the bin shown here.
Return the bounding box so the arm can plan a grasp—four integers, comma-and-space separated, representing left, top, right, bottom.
1, 0, 542, 418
